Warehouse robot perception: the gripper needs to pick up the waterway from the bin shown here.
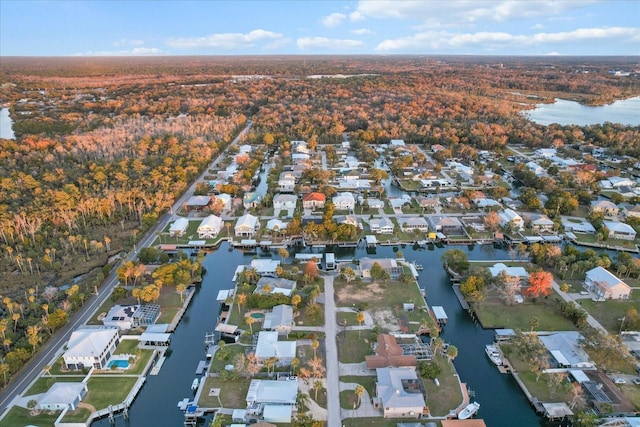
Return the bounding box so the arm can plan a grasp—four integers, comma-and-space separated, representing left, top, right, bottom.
524, 96, 640, 127
93, 242, 549, 427
0, 108, 15, 140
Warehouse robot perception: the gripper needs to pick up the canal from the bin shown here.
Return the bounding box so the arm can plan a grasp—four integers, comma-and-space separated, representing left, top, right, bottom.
94, 242, 549, 427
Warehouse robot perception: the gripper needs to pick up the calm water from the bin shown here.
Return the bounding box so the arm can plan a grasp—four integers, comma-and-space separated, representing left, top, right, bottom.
525, 96, 640, 126
93, 242, 545, 427
0, 108, 15, 139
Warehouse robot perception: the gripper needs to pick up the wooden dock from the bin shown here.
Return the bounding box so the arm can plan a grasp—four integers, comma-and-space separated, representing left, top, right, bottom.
452, 285, 470, 310
167, 287, 196, 332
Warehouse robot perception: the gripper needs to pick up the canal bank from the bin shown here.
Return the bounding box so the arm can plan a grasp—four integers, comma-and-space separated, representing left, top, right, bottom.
93, 242, 548, 427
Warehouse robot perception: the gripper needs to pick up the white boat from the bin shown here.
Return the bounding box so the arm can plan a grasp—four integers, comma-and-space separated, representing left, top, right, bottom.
191, 378, 199, 390
458, 401, 480, 419
485, 344, 502, 366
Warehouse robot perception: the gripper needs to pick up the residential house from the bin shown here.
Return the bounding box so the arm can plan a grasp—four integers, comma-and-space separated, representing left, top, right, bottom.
624, 204, 640, 219
365, 334, 418, 369
522, 213, 555, 232
266, 218, 288, 232
302, 192, 326, 210
102, 305, 139, 330
332, 192, 356, 211
389, 195, 412, 209
250, 259, 281, 277
599, 176, 636, 189
254, 276, 296, 297
359, 257, 403, 279
414, 196, 440, 210
525, 161, 545, 176
340, 215, 362, 229
431, 144, 446, 153
499, 209, 524, 231
243, 192, 262, 209
263, 304, 293, 336
474, 198, 501, 209
374, 367, 427, 419
214, 193, 232, 211
591, 200, 619, 217
538, 332, 595, 369
604, 221, 637, 240
428, 216, 464, 236
535, 148, 557, 158
169, 217, 189, 237
363, 198, 385, 209
488, 263, 529, 281
185, 195, 212, 211
254, 331, 296, 365
273, 194, 297, 210
370, 217, 395, 234
37, 382, 88, 411
278, 172, 297, 193
63, 327, 120, 370
235, 214, 259, 237
584, 266, 631, 300
245, 379, 297, 410
400, 217, 429, 233
197, 214, 223, 239
390, 139, 406, 147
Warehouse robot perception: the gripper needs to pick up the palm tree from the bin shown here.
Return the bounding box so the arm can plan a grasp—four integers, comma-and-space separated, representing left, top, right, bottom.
446, 345, 458, 363
245, 316, 255, 334
296, 391, 310, 412
290, 357, 300, 374
313, 379, 323, 400
0, 362, 8, 385
264, 356, 278, 376
431, 337, 444, 357
235, 293, 247, 313
311, 339, 319, 358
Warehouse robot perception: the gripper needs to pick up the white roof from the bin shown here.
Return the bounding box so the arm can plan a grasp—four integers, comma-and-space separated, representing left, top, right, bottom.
376, 367, 426, 409
236, 214, 258, 230
246, 379, 298, 404
489, 263, 528, 278
38, 382, 85, 406
186, 195, 211, 206
139, 332, 171, 343
169, 217, 189, 232
266, 219, 288, 231
250, 259, 280, 275
216, 289, 234, 302
263, 405, 293, 423
586, 266, 628, 289
273, 194, 297, 203
604, 221, 636, 234
432, 306, 448, 320
65, 328, 118, 358
255, 331, 296, 359
198, 215, 223, 230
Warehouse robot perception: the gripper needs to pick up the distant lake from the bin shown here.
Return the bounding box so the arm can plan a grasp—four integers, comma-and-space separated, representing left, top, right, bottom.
524, 96, 640, 127
0, 108, 15, 139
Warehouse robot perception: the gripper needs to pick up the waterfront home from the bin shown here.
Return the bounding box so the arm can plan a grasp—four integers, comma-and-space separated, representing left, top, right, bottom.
102, 305, 139, 330
623, 204, 640, 219
603, 221, 636, 240
243, 192, 262, 209
591, 200, 619, 217
399, 217, 429, 233
235, 214, 259, 237
561, 217, 596, 234
265, 218, 288, 232
339, 215, 362, 229
263, 304, 293, 336
428, 216, 464, 236
389, 195, 412, 209
362, 197, 385, 209
254, 276, 296, 297
185, 195, 212, 211
169, 217, 189, 237
254, 331, 296, 365
415, 196, 440, 210
302, 192, 326, 210
250, 259, 281, 277
488, 263, 528, 281
535, 148, 557, 158
538, 331, 595, 369
359, 257, 403, 279
370, 217, 395, 234
278, 172, 297, 193
599, 176, 636, 189
332, 192, 356, 211
36, 382, 87, 411
474, 198, 501, 209
584, 267, 631, 300
374, 367, 427, 419
197, 214, 223, 239
365, 334, 418, 369
246, 379, 297, 419
522, 213, 555, 232
273, 194, 297, 210
498, 208, 524, 231
63, 327, 120, 370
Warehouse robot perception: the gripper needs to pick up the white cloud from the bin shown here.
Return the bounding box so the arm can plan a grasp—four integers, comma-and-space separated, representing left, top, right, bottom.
113, 38, 144, 47
167, 29, 284, 50
321, 13, 346, 28
375, 26, 640, 51
349, 11, 365, 22
297, 37, 363, 50
531, 23, 544, 30
352, 28, 375, 35
355, 0, 596, 25
76, 47, 161, 56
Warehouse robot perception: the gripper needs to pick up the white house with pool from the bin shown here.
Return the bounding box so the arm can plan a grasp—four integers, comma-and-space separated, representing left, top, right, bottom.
63, 327, 120, 370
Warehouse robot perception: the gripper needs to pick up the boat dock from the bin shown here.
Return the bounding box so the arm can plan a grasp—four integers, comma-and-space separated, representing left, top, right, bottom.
195, 360, 208, 375
451, 285, 470, 310
149, 353, 167, 376
167, 287, 196, 332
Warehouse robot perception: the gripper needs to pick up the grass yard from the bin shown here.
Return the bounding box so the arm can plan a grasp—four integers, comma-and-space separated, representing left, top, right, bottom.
123, 349, 153, 375
294, 302, 325, 327
337, 330, 377, 363
60, 407, 92, 423
48, 357, 88, 376
340, 375, 377, 397
156, 288, 185, 323
114, 339, 139, 355
475, 291, 577, 331
574, 233, 639, 250
1, 406, 62, 427
341, 418, 439, 427
308, 386, 328, 409
579, 298, 640, 334
198, 377, 250, 408
85, 376, 137, 411
25, 375, 85, 396
422, 356, 464, 416
340, 389, 362, 410
337, 311, 358, 327
209, 343, 245, 373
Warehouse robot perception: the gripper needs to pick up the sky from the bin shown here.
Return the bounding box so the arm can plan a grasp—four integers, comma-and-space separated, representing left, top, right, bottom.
0, 0, 638, 56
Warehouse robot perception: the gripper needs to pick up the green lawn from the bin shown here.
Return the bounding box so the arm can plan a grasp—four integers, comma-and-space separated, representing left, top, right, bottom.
423, 355, 464, 416
1, 406, 62, 427
574, 233, 638, 250
114, 339, 139, 355
48, 356, 88, 376
308, 386, 328, 409
475, 291, 578, 331
210, 343, 244, 373
579, 297, 640, 334
337, 311, 358, 327
337, 330, 377, 363
341, 418, 440, 427
85, 376, 137, 411
60, 407, 92, 423
340, 375, 376, 398
340, 389, 361, 410
123, 349, 153, 375
198, 377, 250, 408
156, 288, 185, 323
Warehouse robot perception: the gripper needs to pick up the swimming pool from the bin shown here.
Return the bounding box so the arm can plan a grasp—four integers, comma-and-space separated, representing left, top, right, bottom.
107, 359, 130, 369
249, 312, 265, 319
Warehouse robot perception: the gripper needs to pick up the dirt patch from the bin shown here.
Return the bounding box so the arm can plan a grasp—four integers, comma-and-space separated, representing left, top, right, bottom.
336, 282, 386, 303
370, 308, 400, 332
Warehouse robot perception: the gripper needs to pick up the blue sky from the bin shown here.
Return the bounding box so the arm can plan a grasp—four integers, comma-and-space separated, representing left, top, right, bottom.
1, 1, 638, 56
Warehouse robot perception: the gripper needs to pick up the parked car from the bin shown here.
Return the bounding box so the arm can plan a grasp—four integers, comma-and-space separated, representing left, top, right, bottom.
613, 378, 626, 384
579, 291, 589, 295
633, 378, 640, 385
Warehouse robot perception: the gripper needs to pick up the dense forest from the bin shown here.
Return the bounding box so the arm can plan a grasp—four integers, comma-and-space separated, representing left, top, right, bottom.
0, 55, 638, 383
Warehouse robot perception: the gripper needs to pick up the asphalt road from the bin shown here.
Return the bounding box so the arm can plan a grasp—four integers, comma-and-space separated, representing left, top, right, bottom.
0, 120, 252, 415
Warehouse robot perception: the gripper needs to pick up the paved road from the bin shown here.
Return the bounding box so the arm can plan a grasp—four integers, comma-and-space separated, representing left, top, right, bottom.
0, 120, 252, 416
322, 273, 341, 427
